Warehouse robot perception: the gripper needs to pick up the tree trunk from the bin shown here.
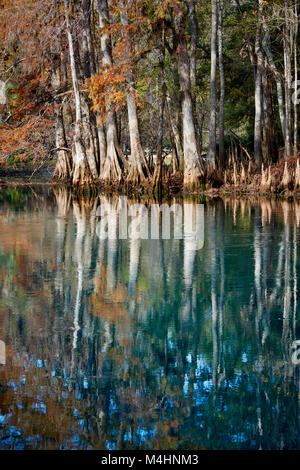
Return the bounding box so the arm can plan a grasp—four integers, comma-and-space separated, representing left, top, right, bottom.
188, 0, 198, 90
120, 1, 150, 184
218, 0, 225, 168
263, 30, 286, 144
208, 0, 218, 169
65, 0, 97, 186
261, 61, 277, 164
174, 3, 203, 187
52, 59, 72, 181
53, 108, 72, 180
97, 0, 127, 182
153, 21, 166, 191
294, 3, 298, 153
284, 1, 292, 158
82, 0, 96, 80
254, 0, 264, 167
166, 92, 184, 172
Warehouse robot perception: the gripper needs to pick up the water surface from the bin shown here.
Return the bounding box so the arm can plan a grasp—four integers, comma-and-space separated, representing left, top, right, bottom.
0, 187, 300, 450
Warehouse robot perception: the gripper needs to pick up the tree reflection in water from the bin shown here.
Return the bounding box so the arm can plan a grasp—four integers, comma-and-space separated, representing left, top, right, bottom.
0, 187, 300, 449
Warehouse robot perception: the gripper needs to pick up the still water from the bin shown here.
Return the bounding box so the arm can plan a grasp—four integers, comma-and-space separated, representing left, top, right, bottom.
0, 186, 300, 450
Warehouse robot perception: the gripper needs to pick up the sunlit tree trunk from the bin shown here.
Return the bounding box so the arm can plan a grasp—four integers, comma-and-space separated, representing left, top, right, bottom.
188, 0, 198, 90
208, 0, 218, 169
153, 22, 166, 191
52, 58, 72, 181
174, 3, 203, 187
0, 80, 6, 105
53, 107, 72, 181
254, 0, 264, 167
97, 0, 127, 182
82, 0, 96, 80
218, 0, 225, 168
65, 0, 96, 186
82, 0, 101, 175
120, 1, 150, 184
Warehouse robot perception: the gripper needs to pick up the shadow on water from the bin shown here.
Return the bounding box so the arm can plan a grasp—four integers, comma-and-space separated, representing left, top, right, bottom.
0, 186, 300, 449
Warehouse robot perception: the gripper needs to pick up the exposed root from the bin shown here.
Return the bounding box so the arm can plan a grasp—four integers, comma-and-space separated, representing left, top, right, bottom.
72, 122, 95, 187
126, 146, 150, 185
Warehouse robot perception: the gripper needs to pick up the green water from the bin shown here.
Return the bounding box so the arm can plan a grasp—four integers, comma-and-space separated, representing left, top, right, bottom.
0, 186, 300, 450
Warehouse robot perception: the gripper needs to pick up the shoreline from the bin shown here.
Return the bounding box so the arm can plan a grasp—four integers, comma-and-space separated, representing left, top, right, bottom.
1, 178, 300, 199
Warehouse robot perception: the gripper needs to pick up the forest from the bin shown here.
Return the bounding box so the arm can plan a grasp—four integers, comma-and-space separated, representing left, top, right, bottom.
0, 0, 300, 193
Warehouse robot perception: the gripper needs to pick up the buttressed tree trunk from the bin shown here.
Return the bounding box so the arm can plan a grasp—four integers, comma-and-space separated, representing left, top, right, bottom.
81, 0, 101, 177
65, 0, 97, 186
120, 0, 150, 184
97, 0, 127, 182
174, 2, 203, 187
52, 60, 72, 181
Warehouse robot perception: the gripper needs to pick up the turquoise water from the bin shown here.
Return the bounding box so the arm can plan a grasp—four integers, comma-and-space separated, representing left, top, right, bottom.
0, 187, 300, 450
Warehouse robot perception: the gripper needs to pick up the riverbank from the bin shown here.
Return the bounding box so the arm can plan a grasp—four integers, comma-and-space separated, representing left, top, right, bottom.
1, 155, 300, 199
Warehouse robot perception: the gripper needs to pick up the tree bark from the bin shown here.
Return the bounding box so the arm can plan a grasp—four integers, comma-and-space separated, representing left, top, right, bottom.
263, 30, 286, 144
284, 0, 292, 158
208, 0, 218, 169
82, 0, 96, 79
188, 0, 198, 90
65, 0, 96, 186
166, 92, 184, 172
53, 107, 72, 180
294, 3, 298, 153
97, 0, 127, 182
218, 0, 225, 168
254, 0, 264, 167
120, 1, 150, 184
52, 58, 72, 181
174, 2, 203, 187
153, 21, 166, 191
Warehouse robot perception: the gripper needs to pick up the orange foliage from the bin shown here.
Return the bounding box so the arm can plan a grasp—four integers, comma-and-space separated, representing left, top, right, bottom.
0, 0, 61, 163
88, 65, 128, 123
